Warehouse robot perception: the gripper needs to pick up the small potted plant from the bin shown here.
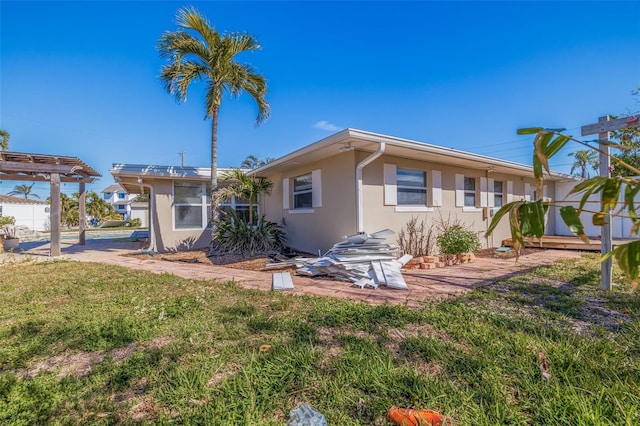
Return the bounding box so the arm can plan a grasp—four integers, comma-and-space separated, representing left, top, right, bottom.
1, 216, 19, 251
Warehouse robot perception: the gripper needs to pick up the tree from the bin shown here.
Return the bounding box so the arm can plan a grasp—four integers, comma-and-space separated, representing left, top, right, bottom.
568, 149, 599, 178
8, 183, 39, 199
611, 88, 640, 177
240, 154, 274, 169
0, 129, 9, 151
486, 125, 640, 286
85, 192, 120, 223
158, 6, 269, 231
215, 168, 273, 226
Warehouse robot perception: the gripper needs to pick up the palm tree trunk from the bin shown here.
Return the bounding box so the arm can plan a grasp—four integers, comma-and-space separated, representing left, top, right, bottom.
210, 105, 219, 228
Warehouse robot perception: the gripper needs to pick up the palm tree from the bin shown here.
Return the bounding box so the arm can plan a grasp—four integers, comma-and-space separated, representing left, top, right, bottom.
215, 169, 273, 226
569, 149, 599, 178
0, 129, 9, 151
8, 183, 39, 199
240, 155, 275, 170
158, 6, 269, 227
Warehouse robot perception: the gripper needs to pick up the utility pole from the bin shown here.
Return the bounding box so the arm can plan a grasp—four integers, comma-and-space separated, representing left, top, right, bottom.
179, 151, 186, 167
580, 114, 640, 290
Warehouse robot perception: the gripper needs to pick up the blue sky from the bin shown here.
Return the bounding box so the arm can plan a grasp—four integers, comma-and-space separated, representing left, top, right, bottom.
1, 0, 639, 198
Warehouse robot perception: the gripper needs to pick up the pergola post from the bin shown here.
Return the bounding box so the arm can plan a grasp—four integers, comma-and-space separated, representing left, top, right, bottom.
50, 173, 61, 257
79, 182, 86, 245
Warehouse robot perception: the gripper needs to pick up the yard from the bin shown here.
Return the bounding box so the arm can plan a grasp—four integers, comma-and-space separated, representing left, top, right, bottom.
0, 254, 638, 425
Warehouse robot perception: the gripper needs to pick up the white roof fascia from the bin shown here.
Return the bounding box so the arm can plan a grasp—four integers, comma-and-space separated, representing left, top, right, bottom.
251, 128, 574, 181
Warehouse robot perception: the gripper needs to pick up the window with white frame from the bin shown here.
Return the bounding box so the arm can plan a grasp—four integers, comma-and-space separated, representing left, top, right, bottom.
103, 192, 112, 200
219, 196, 257, 222
464, 177, 476, 207
293, 173, 313, 209
118, 193, 126, 199
397, 168, 427, 206
493, 180, 504, 207
117, 204, 125, 210
173, 181, 209, 229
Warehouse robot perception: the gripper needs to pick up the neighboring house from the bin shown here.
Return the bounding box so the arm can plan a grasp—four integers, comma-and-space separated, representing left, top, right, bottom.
109, 165, 248, 251
0, 194, 50, 231
101, 184, 142, 221
111, 129, 579, 253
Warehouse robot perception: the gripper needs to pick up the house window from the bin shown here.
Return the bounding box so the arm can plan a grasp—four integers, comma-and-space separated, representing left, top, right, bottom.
493, 180, 504, 207
118, 193, 126, 199
103, 192, 111, 200
464, 177, 476, 207
293, 173, 312, 209
219, 196, 258, 222
117, 204, 125, 210
173, 181, 209, 229
397, 168, 427, 206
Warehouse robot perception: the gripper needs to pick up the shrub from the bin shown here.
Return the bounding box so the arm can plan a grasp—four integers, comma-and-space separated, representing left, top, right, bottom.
397, 216, 437, 257
127, 218, 142, 228
437, 225, 481, 255
212, 210, 285, 255
0, 216, 16, 226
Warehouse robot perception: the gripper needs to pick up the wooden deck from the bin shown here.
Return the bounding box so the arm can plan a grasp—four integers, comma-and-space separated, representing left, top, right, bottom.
501, 235, 633, 251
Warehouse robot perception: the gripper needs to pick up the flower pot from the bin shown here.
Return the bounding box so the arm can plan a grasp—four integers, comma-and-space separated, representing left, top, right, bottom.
3, 238, 20, 251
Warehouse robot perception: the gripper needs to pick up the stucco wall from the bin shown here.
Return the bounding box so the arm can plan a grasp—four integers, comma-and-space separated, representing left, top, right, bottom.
262, 151, 558, 254
1, 203, 50, 231
150, 179, 211, 252
261, 151, 357, 254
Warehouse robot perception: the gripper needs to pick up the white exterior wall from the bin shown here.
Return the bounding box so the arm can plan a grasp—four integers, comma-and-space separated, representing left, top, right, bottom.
555, 180, 640, 239
1, 203, 50, 231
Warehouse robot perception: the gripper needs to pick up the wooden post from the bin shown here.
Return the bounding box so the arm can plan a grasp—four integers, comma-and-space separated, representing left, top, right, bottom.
581, 114, 640, 290
50, 173, 61, 257
79, 182, 86, 245
598, 117, 613, 291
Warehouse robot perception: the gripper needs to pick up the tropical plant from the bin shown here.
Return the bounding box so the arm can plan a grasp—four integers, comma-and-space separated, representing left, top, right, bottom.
485, 125, 640, 285
0, 129, 9, 151
437, 225, 481, 255
158, 6, 269, 230
611, 88, 640, 176
7, 183, 39, 199
215, 169, 273, 226
59, 193, 79, 227
85, 192, 120, 223
240, 155, 274, 169
211, 209, 285, 255
568, 149, 599, 178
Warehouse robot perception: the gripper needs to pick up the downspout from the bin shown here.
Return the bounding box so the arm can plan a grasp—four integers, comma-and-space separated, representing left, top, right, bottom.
356, 142, 386, 233
136, 179, 155, 252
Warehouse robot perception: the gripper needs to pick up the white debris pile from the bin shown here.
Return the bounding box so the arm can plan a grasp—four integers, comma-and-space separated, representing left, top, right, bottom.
295, 229, 412, 290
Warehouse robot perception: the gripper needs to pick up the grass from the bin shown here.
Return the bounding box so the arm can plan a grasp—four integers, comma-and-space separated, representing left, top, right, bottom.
0, 254, 638, 425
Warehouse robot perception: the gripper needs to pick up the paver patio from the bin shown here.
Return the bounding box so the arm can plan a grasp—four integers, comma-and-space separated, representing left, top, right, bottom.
2, 239, 583, 308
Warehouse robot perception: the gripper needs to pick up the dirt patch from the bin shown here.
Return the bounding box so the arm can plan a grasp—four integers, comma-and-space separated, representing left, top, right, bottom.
19, 336, 175, 380
126, 249, 297, 272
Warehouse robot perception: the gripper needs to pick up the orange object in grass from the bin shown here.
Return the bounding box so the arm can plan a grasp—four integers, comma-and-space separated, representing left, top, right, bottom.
387, 406, 452, 426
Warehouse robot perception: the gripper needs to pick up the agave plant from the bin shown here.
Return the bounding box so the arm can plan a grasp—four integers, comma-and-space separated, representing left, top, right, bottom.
211, 209, 285, 256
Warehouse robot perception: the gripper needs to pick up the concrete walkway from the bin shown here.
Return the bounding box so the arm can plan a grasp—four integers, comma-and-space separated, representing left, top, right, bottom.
2, 239, 584, 308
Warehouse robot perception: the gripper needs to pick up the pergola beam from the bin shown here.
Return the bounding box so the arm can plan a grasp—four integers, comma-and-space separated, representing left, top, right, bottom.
0, 160, 81, 174
0, 174, 96, 183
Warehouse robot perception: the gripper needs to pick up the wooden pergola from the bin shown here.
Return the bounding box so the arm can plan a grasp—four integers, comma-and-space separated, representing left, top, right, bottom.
0, 151, 101, 256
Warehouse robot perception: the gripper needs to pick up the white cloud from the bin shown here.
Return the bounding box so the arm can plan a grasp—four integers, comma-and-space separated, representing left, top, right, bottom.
313, 120, 340, 131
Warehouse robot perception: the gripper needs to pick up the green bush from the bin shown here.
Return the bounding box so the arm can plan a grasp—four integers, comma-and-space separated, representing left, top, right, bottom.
437, 225, 481, 254
127, 218, 142, 228
212, 209, 285, 255
0, 216, 16, 226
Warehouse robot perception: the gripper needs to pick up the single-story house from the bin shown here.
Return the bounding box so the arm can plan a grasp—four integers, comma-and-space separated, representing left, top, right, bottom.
111, 129, 583, 253
0, 194, 50, 231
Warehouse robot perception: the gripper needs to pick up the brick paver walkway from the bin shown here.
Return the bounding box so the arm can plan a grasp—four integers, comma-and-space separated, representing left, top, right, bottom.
2, 239, 583, 308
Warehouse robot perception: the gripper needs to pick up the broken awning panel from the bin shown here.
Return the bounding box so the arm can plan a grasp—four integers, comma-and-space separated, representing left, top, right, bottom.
295, 230, 412, 290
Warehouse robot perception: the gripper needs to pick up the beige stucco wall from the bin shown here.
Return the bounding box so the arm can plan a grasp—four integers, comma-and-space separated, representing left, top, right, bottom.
260, 151, 357, 254
262, 151, 558, 254
147, 179, 211, 252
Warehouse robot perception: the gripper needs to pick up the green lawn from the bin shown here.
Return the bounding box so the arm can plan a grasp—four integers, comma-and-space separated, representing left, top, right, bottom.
0, 255, 638, 425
